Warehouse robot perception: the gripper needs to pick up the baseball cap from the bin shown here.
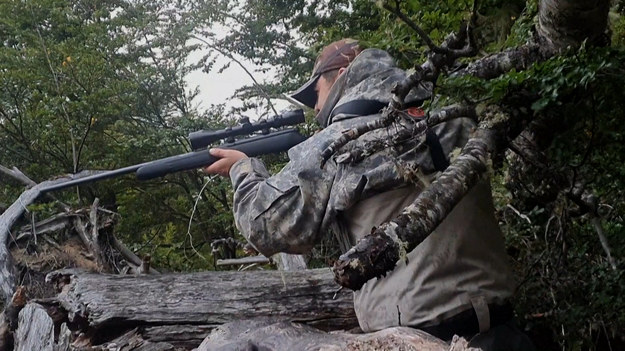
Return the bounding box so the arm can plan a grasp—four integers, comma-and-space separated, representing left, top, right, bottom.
290, 39, 361, 109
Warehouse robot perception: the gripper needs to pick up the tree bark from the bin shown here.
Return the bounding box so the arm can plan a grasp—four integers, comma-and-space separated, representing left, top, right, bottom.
14, 304, 55, 351
31, 268, 356, 349
9, 268, 476, 350
537, 0, 610, 51
0, 181, 55, 303
197, 319, 460, 351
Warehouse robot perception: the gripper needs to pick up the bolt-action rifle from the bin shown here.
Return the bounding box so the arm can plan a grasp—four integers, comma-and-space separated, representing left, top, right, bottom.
41, 110, 307, 193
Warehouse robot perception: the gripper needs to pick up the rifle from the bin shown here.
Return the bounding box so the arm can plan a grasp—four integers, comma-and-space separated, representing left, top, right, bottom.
41, 110, 307, 193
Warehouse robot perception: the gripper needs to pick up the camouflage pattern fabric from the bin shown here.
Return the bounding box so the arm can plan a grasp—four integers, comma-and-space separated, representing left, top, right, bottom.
230, 49, 440, 255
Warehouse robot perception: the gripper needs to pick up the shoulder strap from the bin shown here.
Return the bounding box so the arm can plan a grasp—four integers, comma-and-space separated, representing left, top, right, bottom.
330, 99, 387, 120
425, 130, 450, 172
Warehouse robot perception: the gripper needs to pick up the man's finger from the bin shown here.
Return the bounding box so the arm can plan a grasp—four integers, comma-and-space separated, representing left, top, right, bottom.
209, 148, 228, 157
203, 158, 231, 176
203, 148, 248, 177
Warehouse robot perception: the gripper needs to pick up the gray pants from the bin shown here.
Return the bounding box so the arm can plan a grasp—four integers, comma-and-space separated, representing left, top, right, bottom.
468, 321, 536, 351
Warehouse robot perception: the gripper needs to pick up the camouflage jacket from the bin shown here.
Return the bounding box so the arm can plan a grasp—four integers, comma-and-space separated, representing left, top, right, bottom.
229, 49, 515, 332
229, 48, 432, 255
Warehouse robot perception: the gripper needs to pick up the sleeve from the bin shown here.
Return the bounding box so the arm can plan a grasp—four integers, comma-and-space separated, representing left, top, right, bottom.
228, 152, 335, 257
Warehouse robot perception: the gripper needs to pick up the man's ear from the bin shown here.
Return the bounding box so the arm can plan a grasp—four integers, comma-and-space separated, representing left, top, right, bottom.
338, 67, 347, 77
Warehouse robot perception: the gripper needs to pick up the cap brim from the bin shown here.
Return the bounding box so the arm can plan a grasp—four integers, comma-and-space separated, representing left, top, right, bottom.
289, 74, 320, 109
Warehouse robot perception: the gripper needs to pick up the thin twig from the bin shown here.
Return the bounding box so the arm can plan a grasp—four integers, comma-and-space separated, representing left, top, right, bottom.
383, 0, 480, 60
383, 1, 446, 54
184, 176, 213, 262
591, 217, 617, 270
192, 35, 279, 117
506, 204, 532, 225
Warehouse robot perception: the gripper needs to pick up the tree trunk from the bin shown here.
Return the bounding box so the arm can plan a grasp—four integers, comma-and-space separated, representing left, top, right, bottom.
537, 0, 610, 51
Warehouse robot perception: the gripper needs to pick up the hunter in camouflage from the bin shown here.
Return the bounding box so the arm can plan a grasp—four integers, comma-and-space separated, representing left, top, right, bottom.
204, 39, 535, 350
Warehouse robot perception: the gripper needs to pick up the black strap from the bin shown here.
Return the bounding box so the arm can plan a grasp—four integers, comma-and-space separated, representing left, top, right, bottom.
419, 303, 514, 341
330, 99, 387, 120
425, 130, 450, 172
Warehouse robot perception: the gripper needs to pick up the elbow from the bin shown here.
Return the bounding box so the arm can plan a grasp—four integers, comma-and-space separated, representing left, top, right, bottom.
237, 217, 281, 257
246, 230, 280, 257
242, 217, 316, 257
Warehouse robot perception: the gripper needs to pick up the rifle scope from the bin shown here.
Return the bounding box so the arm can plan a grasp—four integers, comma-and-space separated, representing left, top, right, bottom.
188, 109, 305, 150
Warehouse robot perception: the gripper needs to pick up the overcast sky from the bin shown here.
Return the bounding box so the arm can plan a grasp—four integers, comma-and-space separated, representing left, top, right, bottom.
185, 49, 294, 118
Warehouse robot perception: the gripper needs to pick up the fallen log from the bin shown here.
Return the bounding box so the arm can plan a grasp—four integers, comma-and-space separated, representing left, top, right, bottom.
36, 268, 356, 349
197, 319, 466, 351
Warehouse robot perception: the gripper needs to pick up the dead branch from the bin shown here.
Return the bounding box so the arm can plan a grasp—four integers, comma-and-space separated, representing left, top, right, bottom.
14, 213, 76, 243
0, 165, 71, 212
216, 255, 271, 267
332, 104, 476, 166
333, 105, 526, 290
0, 166, 35, 188
455, 44, 545, 79
88, 198, 107, 269
320, 106, 397, 168
111, 235, 160, 274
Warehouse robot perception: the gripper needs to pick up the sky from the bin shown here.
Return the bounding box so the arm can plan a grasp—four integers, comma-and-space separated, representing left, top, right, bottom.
185, 48, 294, 119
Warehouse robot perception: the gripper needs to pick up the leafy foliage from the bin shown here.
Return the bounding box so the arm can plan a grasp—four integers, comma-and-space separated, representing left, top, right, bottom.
1, 1, 624, 349
0, 0, 237, 271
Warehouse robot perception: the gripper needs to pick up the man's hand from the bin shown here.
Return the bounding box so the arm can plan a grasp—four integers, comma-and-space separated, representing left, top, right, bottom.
203, 148, 248, 177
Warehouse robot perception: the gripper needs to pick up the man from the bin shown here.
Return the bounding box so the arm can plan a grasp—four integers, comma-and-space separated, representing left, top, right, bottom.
204, 39, 534, 350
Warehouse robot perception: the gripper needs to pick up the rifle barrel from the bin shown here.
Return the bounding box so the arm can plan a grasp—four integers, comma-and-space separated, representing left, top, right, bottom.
40, 163, 147, 193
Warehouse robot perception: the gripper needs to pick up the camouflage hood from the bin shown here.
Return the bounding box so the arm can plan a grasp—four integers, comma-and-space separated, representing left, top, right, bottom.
317, 48, 431, 127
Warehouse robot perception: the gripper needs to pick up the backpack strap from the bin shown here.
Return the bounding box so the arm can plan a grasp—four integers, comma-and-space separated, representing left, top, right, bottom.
330, 99, 387, 120
425, 130, 450, 172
